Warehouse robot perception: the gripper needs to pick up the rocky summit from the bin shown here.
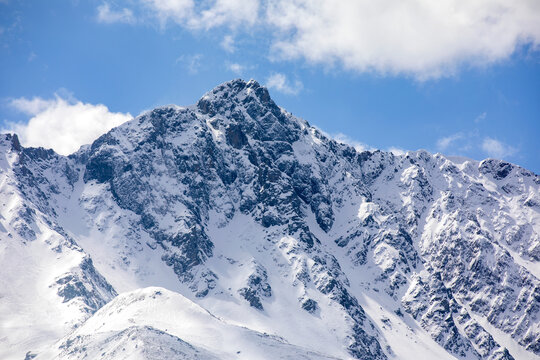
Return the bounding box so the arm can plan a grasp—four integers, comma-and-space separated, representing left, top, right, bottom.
0, 79, 539, 360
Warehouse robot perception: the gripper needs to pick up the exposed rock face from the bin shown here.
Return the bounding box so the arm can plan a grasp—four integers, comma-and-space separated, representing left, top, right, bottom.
0, 80, 539, 360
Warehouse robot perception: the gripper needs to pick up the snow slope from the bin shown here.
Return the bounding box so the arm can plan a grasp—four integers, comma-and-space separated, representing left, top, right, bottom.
37, 287, 339, 360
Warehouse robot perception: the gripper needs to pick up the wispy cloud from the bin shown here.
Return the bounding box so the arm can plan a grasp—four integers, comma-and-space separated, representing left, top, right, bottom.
332, 132, 372, 152
27, 51, 37, 62
388, 147, 407, 156
227, 62, 244, 75
436, 133, 463, 151
265, 73, 302, 95
474, 112, 487, 123
4, 93, 132, 155
436, 128, 518, 161
142, 0, 259, 30
175, 54, 203, 74
97, 3, 136, 24
321, 130, 406, 155
481, 137, 517, 159
221, 35, 235, 53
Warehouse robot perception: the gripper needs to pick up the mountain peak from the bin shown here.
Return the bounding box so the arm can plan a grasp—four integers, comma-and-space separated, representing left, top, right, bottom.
196, 78, 274, 117
0, 133, 22, 152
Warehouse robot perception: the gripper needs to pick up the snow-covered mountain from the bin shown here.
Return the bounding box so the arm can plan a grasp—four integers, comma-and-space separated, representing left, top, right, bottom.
1, 79, 538, 360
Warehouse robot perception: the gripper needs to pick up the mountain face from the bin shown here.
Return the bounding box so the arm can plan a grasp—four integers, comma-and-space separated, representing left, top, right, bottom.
0, 79, 539, 360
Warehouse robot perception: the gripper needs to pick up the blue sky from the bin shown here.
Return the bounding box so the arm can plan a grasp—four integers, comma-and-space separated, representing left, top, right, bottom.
1, 0, 539, 172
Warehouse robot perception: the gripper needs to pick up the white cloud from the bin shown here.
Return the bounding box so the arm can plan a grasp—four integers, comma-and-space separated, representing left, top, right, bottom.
175, 53, 203, 74
388, 147, 407, 156
9, 97, 52, 115
436, 133, 463, 151
97, 3, 136, 24
474, 112, 487, 123
143, 0, 193, 26
227, 62, 244, 74
316, 128, 408, 155
266, 0, 540, 79
198, 0, 259, 29
265, 73, 303, 95
4, 94, 132, 155
332, 132, 372, 152
322, 130, 407, 155
435, 130, 518, 160
481, 137, 517, 159
131, 0, 540, 79
221, 35, 235, 53
143, 0, 259, 29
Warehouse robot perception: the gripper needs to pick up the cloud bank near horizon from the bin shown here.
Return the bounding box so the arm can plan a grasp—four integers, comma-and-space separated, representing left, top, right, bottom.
3, 95, 132, 155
